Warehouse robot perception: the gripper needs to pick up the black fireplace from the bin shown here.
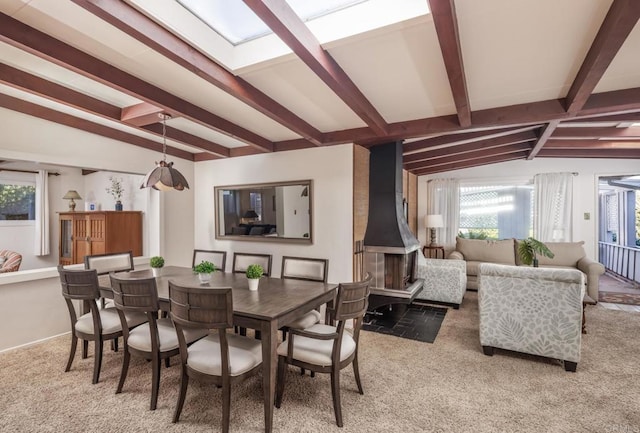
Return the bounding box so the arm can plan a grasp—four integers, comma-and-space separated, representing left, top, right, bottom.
363, 141, 423, 310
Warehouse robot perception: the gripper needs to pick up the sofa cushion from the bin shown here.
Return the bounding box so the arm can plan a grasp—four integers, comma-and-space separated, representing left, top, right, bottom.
455, 237, 516, 265
536, 241, 586, 267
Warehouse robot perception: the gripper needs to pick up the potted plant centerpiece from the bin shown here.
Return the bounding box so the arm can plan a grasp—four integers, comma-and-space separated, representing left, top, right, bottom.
518, 237, 555, 267
150, 255, 164, 277
106, 176, 124, 211
193, 260, 216, 284
246, 264, 263, 291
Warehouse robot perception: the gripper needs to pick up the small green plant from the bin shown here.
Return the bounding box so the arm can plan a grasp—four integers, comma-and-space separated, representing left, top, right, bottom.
193, 260, 216, 274
518, 237, 554, 267
149, 256, 164, 268
246, 264, 264, 279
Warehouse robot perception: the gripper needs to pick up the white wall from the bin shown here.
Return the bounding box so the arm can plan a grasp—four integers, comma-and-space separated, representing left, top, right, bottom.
417, 157, 640, 260
0, 108, 194, 351
194, 144, 354, 283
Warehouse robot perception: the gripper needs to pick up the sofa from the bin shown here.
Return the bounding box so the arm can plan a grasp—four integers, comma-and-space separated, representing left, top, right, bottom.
414, 250, 467, 308
478, 263, 584, 371
448, 237, 605, 301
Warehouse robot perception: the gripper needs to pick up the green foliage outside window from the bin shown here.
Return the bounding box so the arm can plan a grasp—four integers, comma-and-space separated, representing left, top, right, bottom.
0, 184, 35, 220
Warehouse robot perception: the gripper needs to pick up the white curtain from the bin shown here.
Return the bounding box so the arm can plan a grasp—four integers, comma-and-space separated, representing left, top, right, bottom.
426, 178, 460, 250
533, 172, 573, 242
34, 169, 50, 256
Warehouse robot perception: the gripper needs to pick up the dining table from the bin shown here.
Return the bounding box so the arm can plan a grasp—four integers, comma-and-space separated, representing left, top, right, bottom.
98, 266, 337, 433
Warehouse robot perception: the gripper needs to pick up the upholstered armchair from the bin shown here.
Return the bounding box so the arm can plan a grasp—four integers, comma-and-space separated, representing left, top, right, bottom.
478, 263, 585, 372
414, 251, 467, 308
0, 249, 22, 273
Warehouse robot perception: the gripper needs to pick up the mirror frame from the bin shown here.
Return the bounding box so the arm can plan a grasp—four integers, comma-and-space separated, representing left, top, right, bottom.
214, 180, 313, 244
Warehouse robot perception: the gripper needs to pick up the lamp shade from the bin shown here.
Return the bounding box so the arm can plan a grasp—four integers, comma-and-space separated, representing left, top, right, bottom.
62, 190, 82, 200
140, 160, 189, 191
425, 214, 444, 228
243, 210, 259, 219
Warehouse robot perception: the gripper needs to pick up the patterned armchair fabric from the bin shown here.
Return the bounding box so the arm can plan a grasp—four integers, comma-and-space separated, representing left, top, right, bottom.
478, 263, 585, 371
0, 249, 22, 273
415, 252, 467, 308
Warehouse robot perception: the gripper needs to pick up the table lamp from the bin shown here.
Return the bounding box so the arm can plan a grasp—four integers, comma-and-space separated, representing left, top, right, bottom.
63, 190, 82, 211
425, 214, 444, 247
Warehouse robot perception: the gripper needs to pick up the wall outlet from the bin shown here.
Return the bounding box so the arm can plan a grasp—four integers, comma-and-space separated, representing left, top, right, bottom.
584, 212, 590, 220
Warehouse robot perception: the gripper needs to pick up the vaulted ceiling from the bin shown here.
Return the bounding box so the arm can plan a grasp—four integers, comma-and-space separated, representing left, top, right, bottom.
1, 0, 640, 176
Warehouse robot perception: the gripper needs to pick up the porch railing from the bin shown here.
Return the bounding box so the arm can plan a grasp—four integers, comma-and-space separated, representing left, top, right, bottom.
598, 241, 640, 285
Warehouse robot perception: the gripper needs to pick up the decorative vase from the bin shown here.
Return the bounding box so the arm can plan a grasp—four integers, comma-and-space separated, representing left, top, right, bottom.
248, 277, 259, 291
152, 267, 161, 277
198, 272, 212, 284
115, 200, 123, 211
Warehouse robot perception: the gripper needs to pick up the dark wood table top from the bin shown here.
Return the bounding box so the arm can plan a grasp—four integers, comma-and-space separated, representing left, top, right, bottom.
101, 266, 337, 322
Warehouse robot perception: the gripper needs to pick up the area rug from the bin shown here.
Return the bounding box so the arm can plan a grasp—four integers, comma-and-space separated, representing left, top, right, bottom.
363, 303, 447, 343
599, 291, 640, 306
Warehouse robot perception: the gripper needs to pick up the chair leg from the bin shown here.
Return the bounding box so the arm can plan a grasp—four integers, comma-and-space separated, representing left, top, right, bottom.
564, 361, 577, 372
300, 367, 305, 375
82, 340, 89, 359
221, 381, 231, 433
116, 350, 130, 394
275, 357, 286, 408
173, 370, 189, 423
92, 339, 104, 384
353, 353, 364, 395
65, 334, 78, 372
330, 367, 343, 427
151, 356, 161, 410
482, 346, 494, 356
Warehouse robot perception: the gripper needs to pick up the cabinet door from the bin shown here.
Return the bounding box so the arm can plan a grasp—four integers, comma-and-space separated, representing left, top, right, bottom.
73, 216, 90, 263
87, 213, 106, 255
59, 216, 73, 266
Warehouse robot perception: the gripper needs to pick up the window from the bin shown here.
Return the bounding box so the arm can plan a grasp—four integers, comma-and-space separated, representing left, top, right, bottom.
0, 182, 35, 221
459, 184, 533, 240
250, 192, 262, 219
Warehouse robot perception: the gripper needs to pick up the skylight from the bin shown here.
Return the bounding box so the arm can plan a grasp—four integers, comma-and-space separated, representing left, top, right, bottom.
176, 0, 367, 45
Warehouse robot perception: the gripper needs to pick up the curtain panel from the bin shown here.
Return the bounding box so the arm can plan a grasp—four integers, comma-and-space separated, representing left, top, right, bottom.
533, 172, 573, 242
426, 178, 460, 250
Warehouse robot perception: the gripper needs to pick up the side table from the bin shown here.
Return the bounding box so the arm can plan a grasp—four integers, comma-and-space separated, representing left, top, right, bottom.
422, 245, 445, 259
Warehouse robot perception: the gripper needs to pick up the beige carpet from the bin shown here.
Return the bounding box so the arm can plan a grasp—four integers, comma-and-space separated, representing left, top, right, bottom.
1, 292, 639, 433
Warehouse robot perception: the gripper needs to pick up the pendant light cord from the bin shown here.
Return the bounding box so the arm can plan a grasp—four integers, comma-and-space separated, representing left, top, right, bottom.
161, 114, 168, 162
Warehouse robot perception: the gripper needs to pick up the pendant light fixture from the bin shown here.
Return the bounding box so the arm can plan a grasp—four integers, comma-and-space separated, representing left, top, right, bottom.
140, 113, 190, 191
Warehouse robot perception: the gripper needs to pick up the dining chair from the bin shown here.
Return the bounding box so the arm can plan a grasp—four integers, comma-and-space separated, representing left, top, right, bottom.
58, 266, 147, 384
169, 281, 263, 433
192, 249, 227, 272
85, 251, 135, 310
231, 252, 272, 276
280, 256, 329, 376
110, 274, 208, 410
275, 273, 372, 427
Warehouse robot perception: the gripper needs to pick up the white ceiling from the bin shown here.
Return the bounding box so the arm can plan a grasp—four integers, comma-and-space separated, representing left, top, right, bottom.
1, 0, 639, 173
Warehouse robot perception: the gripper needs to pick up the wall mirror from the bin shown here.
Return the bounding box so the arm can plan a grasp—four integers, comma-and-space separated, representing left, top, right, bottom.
215, 180, 312, 244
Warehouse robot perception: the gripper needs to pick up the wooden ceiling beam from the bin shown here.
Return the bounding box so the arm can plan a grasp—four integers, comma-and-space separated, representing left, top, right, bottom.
565, 0, 640, 114
428, 0, 471, 127
405, 142, 532, 171
0, 93, 194, 161
243, 0, 388, 136
545, 139, 640, 149
120, 102, 164, 127
528, 121, 559, 160
412, 151, 528, 176
537, 148, 640, 158
71, 0, 323, 146
551, 126, 640, 139
580, 87, 640, 116
562, 112, 640, 124
404, 130, 537, 164
0, 63, 229, 157
0, 12, 274, 153
403, 125, 539, 154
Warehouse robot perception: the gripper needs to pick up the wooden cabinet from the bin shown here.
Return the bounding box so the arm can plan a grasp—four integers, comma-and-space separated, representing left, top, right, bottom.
59, 211, 142, 266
